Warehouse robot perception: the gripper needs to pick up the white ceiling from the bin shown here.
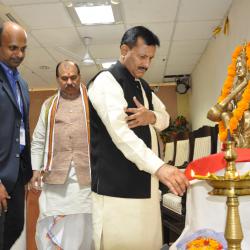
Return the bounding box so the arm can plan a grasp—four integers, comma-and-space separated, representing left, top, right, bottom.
0, 0, 232, 89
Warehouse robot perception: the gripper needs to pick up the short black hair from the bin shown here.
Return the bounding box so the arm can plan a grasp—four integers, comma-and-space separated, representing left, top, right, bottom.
120, 26, 160, 49
56, 60, 80, 77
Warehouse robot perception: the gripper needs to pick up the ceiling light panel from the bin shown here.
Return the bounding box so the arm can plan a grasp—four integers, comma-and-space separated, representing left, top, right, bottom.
66, 0, 122, 26
75, 5, 114, 24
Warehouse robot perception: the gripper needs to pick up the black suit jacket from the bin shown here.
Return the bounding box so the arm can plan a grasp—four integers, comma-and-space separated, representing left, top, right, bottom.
0, 67, 32, 193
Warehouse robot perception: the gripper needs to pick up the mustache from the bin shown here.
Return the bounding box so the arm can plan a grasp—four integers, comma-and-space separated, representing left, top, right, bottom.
138, 66, 148, 72
11, 57, 23, 63
63, 83, 77, 89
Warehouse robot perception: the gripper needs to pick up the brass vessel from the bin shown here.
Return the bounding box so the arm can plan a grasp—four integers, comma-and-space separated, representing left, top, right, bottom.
194, 141, 250, 249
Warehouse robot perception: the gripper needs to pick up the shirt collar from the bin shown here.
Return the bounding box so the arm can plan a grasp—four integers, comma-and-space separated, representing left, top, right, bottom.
0, 62, 19, 78
115, 61, 139, 83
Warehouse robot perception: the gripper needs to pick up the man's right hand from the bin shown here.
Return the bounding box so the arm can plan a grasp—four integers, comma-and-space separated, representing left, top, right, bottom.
155, 164, 189, 196
30, 170, 42, 191
0, 183, 10, 214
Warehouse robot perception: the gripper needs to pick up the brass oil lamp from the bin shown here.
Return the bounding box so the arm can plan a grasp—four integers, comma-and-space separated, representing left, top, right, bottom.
193, 140, 250, 249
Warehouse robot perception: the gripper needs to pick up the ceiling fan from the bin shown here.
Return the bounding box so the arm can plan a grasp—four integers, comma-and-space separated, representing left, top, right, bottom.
81, 36, 95, 66
56, 36, 118, 70
56, 36, 99, 68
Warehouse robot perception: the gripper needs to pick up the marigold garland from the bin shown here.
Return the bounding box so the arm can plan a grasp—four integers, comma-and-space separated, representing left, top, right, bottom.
218, 43, 250, 141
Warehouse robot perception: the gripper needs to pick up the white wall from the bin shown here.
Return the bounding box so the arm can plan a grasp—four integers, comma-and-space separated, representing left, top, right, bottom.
177, 93, 190, 121
190, 0, 250, 129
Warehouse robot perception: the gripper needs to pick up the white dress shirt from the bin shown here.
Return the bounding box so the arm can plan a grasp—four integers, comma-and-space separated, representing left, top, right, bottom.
88, 71, 169, 175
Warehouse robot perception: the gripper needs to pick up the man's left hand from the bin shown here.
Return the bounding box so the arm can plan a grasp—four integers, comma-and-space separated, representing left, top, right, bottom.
125, 97, 156, 128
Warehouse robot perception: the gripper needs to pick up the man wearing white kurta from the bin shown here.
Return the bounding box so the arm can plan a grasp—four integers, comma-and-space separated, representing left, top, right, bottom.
30, 61, 92, 250
88, 26, 189, 250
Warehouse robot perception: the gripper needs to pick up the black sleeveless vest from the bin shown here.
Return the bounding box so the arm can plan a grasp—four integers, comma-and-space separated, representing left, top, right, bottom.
88, 61, 154, 198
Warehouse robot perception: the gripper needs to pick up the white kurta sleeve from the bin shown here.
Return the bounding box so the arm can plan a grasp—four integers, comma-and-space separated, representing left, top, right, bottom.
31, 102, 46, 171
88, 71, 167, 175
151, 92, 170, 131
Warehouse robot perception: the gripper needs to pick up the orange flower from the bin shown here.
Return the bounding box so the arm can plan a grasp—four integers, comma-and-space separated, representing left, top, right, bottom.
246, 47, 250, 55
232, 46, 242, 59
233, 110, 242, 120
219, 130, 227, 141
228, 64, 236, 72
229, 117, 238, 132
186, 237, 223, 249
228, 69, 236, 77
218, 121, 227, 141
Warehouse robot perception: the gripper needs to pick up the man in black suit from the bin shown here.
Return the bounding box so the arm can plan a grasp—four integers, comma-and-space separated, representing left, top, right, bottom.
0, 21, 32, 250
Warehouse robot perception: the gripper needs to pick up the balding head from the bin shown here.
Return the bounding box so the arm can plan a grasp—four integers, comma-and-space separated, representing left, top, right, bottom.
56, 60, 80, 78
0, 22, 27, 45
0, 21, 27, 68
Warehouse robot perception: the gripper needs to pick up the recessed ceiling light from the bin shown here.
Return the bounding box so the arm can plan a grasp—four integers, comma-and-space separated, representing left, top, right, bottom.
66, 1, 122, 26
75, 4, 114, 25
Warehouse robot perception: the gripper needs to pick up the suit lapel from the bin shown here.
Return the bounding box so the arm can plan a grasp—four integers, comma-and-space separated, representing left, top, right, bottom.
0, 68, 20, 113
17, 77, 28, 118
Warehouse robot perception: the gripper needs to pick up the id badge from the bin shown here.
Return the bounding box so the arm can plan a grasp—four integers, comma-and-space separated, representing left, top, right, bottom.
20, 127, 26, 146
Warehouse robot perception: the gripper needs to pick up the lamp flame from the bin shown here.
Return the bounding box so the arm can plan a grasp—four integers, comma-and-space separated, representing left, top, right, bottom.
191, 169, 195, 177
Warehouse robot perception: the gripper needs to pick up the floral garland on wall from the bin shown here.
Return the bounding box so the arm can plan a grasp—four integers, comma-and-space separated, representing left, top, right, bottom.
218, 43, 250, 141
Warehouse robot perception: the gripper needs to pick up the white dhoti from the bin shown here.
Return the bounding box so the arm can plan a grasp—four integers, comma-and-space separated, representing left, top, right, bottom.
36, 166, 93, 250
92, 177, 162, 250
36, 214, 92, 250
92, 127, 162, 250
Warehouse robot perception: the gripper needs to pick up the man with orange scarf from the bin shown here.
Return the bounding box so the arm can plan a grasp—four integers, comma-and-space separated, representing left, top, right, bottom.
30, 60, 92, 250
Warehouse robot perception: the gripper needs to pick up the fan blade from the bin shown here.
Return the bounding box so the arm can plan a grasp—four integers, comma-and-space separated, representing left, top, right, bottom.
56, 46, 101, 70
56, 47, 84, 62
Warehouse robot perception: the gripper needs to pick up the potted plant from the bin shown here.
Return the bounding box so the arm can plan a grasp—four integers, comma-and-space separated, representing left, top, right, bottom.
160, 115, 190, 143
